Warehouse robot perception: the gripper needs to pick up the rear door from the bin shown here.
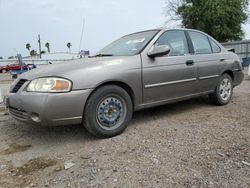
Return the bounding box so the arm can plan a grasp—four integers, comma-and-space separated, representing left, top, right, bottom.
187, 31, 226, 93
142, 30, 197, 104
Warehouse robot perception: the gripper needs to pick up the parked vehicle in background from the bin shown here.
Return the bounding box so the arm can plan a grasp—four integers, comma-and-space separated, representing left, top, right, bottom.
10, 64, 37, 78
5, 29, 244, 138
248, 64, 250, 76
0, 63, 28, 73
27, 64, 37, 69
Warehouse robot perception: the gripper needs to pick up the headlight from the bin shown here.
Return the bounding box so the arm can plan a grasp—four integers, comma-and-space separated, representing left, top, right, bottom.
27, 77, 72, 92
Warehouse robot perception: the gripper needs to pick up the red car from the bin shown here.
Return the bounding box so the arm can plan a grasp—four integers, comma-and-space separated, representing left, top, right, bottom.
0, 63, 28, 73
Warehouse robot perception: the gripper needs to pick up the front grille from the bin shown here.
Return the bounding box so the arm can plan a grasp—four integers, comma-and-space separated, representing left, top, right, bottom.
11, 79, 27, 93
9, 107, 28, 120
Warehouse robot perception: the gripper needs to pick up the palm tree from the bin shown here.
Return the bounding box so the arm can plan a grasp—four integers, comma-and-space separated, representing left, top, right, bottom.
26, 43, 31, 52
67, 42, 72, 53
45, 42, 50, 53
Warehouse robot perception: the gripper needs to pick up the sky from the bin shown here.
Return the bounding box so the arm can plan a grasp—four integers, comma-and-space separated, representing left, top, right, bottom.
0, 0, 249, 58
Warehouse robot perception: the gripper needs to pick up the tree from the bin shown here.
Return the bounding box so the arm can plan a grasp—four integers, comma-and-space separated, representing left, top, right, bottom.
164, 0, 249, 42
30, 50, 38, 56
45, 42, 50, 53
164, 0, 183, 27
26, 43, 31, 52
67, 42, 72, 52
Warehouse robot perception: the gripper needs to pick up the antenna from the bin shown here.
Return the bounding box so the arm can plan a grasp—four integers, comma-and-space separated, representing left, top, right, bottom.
13, 48, 18, 54
78, 18, 85, 53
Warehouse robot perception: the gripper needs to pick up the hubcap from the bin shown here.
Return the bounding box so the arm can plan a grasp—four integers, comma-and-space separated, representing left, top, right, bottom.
219, 78, 232, 101
97, 97, 125, 130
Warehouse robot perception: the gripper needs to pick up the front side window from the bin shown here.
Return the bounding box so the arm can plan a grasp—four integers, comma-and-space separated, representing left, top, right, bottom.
189, 31, 212, 54
155, 30, 189, 56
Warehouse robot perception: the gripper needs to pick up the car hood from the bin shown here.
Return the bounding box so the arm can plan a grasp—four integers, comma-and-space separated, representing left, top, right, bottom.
21, 57, 123, 80
19, 55, 141, 90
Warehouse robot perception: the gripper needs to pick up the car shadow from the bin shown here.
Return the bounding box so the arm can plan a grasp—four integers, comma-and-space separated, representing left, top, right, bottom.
131, 96, 212, 124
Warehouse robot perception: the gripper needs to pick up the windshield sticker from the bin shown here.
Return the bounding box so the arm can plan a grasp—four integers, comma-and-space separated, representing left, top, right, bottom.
131, 48, 138, 51
126, 38, 145, 44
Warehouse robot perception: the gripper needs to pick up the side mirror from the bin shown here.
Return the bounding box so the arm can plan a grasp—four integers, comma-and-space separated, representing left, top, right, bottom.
147, 45, 170, 58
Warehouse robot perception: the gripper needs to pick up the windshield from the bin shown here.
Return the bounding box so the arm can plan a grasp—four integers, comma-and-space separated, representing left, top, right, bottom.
96, 30, 159, 56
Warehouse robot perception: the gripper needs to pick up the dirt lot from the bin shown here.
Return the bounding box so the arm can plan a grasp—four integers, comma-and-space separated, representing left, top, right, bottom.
0, 72, 249, 188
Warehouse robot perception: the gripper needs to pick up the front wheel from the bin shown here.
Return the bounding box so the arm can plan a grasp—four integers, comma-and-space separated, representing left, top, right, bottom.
209, 74, 233, 106
83, 85, 133, 138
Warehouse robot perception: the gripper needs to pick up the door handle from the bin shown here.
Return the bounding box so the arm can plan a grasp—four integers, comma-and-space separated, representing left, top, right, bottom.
220, 58, 225, 62
186, 60, 194, 66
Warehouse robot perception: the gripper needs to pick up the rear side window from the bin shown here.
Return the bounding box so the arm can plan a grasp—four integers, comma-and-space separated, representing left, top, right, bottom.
156, 30, 189, 56
209, 38, 221, 53
189, 31, 212, 54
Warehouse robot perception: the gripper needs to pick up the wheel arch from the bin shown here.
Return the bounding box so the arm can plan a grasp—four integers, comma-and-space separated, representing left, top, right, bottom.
222, 70, 234, 81
87, 80, 136, 109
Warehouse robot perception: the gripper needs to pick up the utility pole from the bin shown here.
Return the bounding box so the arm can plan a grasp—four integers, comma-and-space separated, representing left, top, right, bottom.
38, 34, 42, 59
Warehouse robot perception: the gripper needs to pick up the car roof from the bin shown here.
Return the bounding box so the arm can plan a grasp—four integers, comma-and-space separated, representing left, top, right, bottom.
160, 28, 211, 35
121, 29, 161, 37
123, 28, 224, 51
123, 28, 207, 37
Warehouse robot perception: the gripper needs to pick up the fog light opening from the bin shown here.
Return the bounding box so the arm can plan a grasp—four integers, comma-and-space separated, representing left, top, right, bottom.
31, 112, 41, 123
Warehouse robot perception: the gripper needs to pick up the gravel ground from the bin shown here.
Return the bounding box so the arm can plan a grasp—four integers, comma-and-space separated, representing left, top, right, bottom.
0, 72, 249, 188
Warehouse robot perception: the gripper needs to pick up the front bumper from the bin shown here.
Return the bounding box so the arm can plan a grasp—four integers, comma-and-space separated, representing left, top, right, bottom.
5, 89, 92, 126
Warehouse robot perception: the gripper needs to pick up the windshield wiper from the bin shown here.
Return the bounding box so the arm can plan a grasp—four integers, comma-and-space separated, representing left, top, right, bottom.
89, 53, 114, 58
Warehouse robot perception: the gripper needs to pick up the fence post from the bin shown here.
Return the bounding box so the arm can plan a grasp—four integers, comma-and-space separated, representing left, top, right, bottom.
246, 41, 249, 58
0, 88, 3, 104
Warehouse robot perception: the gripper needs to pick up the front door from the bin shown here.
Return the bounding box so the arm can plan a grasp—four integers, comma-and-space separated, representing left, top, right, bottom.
142, 30, 197, 104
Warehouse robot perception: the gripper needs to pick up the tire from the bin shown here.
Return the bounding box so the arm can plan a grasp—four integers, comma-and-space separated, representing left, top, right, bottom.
209, 73, 233, 106
83, 85, 133, 138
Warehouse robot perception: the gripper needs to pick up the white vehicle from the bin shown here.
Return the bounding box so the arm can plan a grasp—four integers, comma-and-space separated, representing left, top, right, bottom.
248, 64, 250, 76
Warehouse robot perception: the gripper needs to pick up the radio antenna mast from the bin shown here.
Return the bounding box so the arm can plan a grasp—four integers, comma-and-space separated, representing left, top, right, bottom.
78, 18, 85, 53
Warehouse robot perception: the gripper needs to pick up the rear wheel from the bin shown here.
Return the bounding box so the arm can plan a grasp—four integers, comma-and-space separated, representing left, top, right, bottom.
83, 85, 133, 138
209, 73, 233, 106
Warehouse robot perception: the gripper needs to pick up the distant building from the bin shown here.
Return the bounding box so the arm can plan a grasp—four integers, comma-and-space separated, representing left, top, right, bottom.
23, 52, 80, 60
79, 50, 90, 57
0, 52, 81, 67
222, 40, 250, 66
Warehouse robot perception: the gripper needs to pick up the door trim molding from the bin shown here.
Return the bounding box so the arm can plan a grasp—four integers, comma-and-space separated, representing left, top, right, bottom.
136, 90, 214, 111
145, 78, 197, 88
199, 75, 219, 80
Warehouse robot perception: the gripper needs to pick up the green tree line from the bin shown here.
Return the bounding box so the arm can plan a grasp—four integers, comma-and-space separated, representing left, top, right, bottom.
165, 0, 249, 42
